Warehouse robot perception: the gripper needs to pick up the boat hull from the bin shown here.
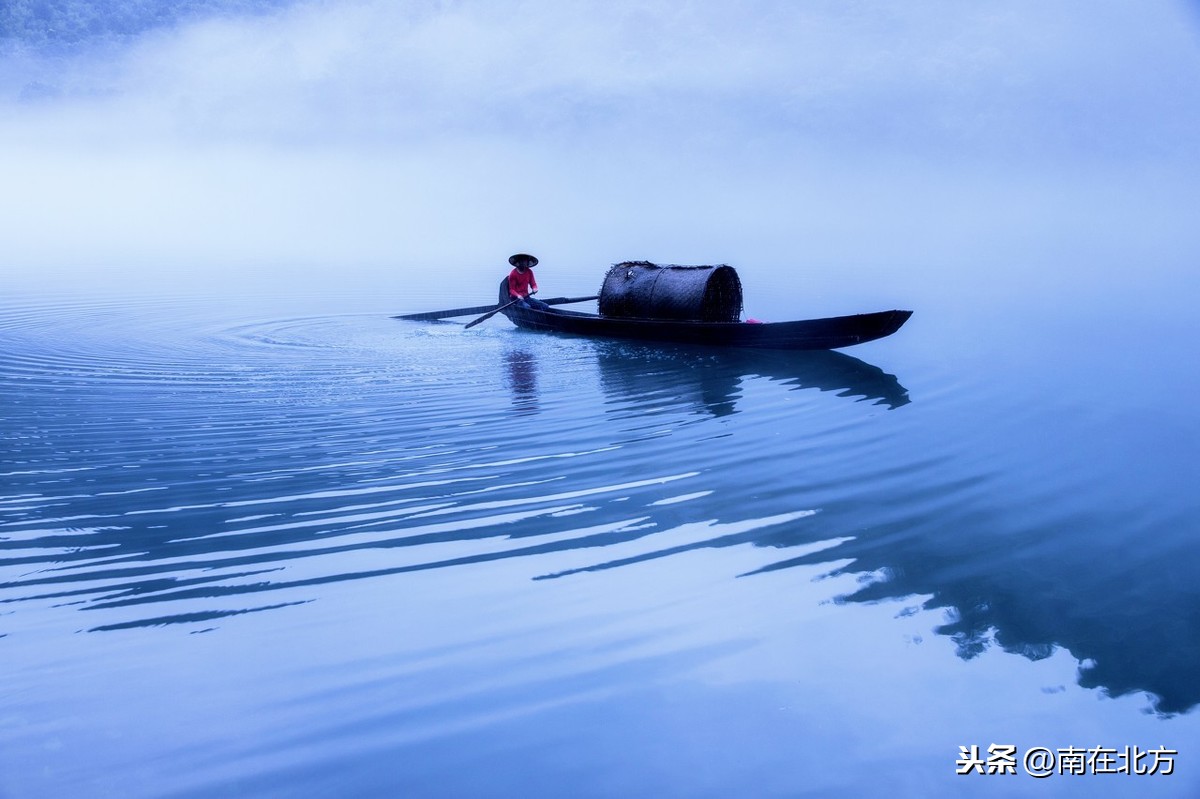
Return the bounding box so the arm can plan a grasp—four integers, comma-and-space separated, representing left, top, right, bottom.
501, 305, 912, 351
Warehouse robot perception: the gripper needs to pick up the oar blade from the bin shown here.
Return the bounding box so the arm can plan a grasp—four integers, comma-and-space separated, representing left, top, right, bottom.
464, 297, 519, 329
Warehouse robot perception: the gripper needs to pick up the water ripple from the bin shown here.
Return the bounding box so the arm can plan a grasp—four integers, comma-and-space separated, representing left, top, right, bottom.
1, 293, 917, 639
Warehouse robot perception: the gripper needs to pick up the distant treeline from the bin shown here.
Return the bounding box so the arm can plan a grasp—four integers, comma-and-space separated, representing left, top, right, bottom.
1, 0, 296, 53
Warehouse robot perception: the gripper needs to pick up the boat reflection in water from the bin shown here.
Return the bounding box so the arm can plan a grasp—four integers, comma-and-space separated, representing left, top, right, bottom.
497, 335, 909, 418
502, 347, 540, 415
590, 339, 910, 418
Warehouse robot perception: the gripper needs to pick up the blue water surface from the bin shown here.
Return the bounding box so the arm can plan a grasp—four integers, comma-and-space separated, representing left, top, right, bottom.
2, 277, 1198, 798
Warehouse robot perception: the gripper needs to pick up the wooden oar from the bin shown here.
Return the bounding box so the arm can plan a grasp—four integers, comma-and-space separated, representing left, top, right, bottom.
463, 296, 524, 329
392, 303, 501, 322
393, 295, 598, 322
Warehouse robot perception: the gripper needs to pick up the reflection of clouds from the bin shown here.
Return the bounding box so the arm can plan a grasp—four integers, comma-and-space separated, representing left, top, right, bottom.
534, 510, 820, 581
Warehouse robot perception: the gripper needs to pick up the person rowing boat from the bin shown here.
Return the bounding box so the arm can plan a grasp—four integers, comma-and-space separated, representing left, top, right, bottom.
506, 253, 552, 312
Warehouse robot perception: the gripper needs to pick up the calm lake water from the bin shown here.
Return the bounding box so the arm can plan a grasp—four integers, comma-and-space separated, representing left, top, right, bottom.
2, 269, 1198, 798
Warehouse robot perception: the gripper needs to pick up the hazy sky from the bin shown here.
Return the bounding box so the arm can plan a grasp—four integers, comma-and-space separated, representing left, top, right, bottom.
2, 0, 1198, 304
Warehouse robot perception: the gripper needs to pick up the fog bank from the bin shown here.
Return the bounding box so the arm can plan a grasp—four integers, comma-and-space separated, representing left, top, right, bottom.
2, 0, 1198, 310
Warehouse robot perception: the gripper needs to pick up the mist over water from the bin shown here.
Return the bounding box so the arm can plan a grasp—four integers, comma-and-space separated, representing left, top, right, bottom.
3, 2, 1200, 797
3, 0, 1198, 290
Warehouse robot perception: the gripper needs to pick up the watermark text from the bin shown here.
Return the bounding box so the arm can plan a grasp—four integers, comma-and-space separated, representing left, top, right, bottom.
956, 744, 1177, 778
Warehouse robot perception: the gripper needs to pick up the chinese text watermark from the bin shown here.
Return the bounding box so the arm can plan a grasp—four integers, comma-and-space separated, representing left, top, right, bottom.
956, 744, 1177, 778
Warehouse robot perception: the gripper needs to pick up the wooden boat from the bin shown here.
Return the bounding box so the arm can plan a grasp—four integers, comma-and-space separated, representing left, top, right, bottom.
497, 280, 912, 351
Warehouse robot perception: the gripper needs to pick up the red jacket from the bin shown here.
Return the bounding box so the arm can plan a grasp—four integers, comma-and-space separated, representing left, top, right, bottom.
508, 267, 538, 299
